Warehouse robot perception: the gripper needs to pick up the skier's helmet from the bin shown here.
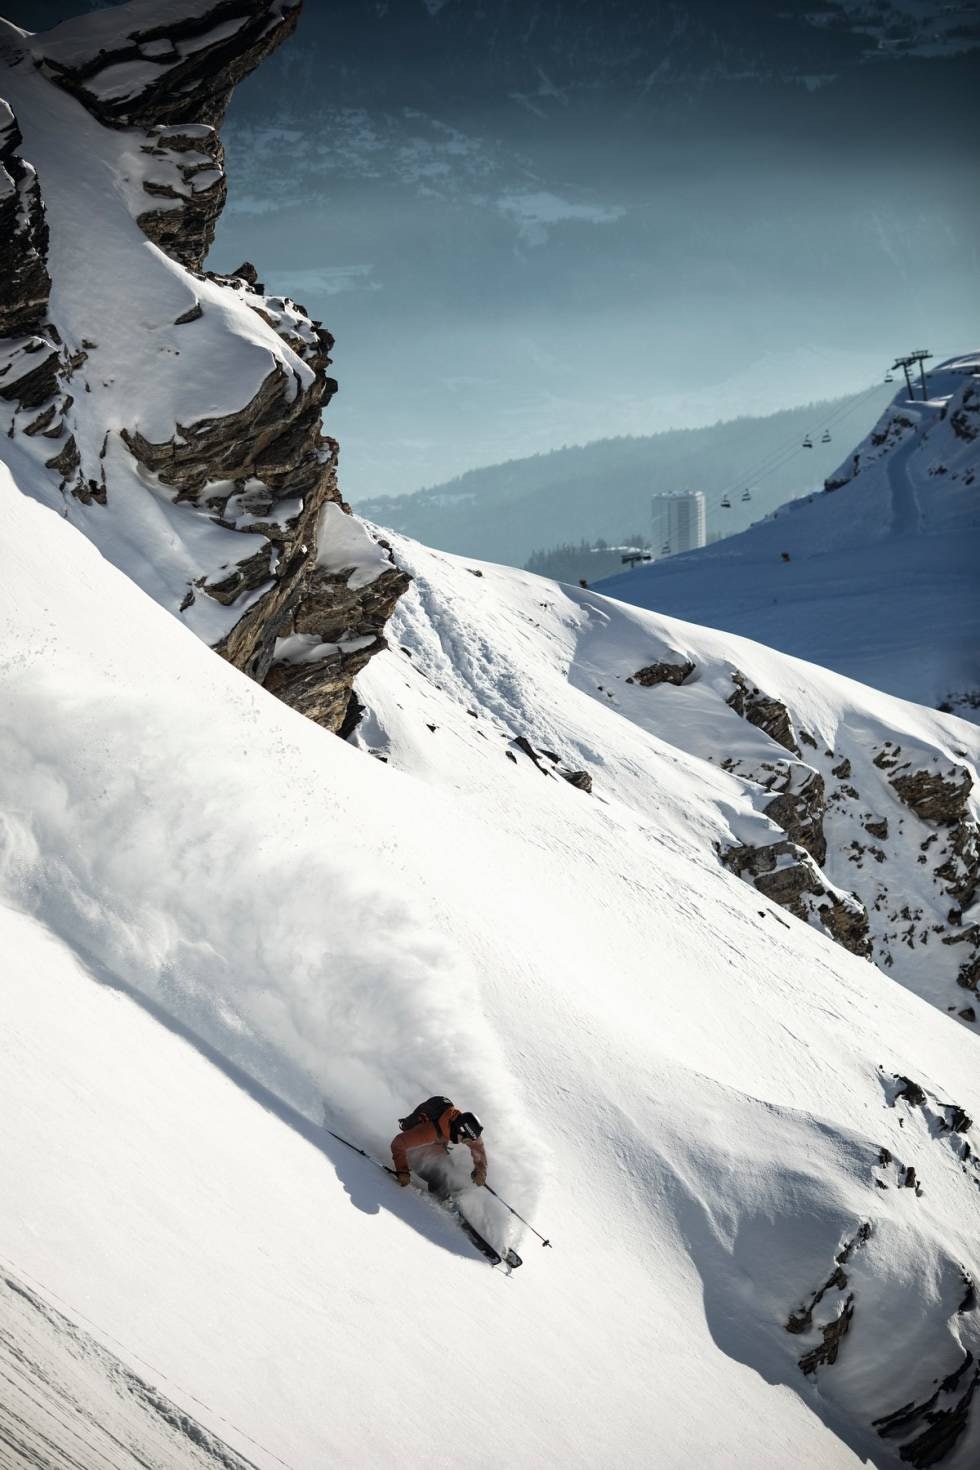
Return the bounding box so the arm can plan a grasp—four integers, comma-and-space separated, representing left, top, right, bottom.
451, 1111, 483, 1142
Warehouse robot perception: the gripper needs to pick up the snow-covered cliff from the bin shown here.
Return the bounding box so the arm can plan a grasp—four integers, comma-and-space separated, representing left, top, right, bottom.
0, 0, 408, 734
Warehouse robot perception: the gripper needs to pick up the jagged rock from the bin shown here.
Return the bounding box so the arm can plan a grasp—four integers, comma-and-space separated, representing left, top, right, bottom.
562, 770, 593, 793
258, 528, 411, 733
890, 765, 973, 826
935, 821, 980, 910
122, 358, 333, 502
956, 953, 980, 993
944, 1107, 972, 1134
865, 817, 888, 840
874, 1352, 979, 1468
785, 1265, 847, 1334
895, 1076, 927, 1107
30, 4, 300, 272
33, 2, 301, 131
263, 638, 383, 733
0, 101, 50, 338
722, 839, 871, 957
764, 766, 827, 866
631, 658, 694, 687
818, 895, 872, 956
727, 670, 800, 755
137, 124, 226, 271
0, 333, 60, 412
512, 735, 549, 773
959, 1007, 977, 1023
798, 1295, 854, 1375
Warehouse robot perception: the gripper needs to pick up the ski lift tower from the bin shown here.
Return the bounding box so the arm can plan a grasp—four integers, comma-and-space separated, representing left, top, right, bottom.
909, 349, 932, 400
891, 355, 916, 399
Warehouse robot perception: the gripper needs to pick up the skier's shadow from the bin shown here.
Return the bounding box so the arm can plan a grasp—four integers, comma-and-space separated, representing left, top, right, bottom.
326, 1145, 475, 1261
73, 943, 474, 1261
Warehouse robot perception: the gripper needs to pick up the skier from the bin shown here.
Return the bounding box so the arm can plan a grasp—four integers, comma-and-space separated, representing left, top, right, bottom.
391, 1096, 487, 1199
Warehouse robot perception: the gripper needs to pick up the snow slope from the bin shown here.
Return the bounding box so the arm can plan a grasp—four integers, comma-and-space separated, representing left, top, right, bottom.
3, 474, 980, 1468
597, 356, 980, 720
358, 530, 980, 1027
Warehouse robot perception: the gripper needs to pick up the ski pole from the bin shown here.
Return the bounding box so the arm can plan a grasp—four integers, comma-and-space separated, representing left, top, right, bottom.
482, 1184, 552, 1247
322, 1122, 394, 1175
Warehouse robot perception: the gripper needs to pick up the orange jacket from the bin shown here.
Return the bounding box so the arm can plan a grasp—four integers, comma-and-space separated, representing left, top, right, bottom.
390, 1104, 487, 1178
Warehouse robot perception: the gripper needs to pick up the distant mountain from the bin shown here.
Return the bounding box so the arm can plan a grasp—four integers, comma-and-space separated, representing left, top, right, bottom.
598, 354, 980, 719
356, 388, 893, 567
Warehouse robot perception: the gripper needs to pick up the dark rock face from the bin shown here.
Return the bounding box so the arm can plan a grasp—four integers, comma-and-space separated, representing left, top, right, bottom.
32, 3, 299, 269
763, 767, 827, 866
722, 839, 871, 957
261, 551, 411, 729
0, 100, 71, 466
888, 758, 980, 993
890, 765, 973, 826
798, 1296, 854, 1374
34, 1, 301, 131
787, 1223, 869, 1376
135, 123, 227, 271
727, 670, 800, 755
874, 1351, 980, 1468
0, 100, 50, 338
630, 658, 694, 687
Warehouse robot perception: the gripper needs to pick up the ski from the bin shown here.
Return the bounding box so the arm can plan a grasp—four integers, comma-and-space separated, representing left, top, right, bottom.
443, 1198, 522, 1270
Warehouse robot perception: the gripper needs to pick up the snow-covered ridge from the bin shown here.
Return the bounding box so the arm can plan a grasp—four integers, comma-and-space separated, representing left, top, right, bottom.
358, 531, 980, 1030
0, 1, 408, 735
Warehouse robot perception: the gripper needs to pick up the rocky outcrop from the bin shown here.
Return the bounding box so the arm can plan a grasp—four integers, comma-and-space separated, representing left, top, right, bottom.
628, 658, 694, 687
890, 763, 972, 826
722, 839, 871, 957
0, 101, 50, 338
0, 105, 83, 494
727, 670, 800, 755
874, 1352, 979, 1469
786, 1222, 870, 1376
762, 765, 827, 866
34, 2, 301, 130
885, 755, 980, 994
1, 3, 408, 737
135, 123, 226, 271
713, 707, 979, 1017
31, 2, 299, 269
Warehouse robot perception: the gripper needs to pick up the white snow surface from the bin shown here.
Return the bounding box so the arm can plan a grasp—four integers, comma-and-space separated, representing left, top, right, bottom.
597, 356, 980, 720
2, 469, 980, 1468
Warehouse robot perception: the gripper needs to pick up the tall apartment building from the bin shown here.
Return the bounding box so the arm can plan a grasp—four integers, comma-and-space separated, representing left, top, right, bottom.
651, 491, 707, 556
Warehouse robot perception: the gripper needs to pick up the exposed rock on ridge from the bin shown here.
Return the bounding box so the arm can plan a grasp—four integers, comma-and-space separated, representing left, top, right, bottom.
1, 1, 408, 736
626, 649, 978, 998
32, 1, 301, 268
0, 99, 50, 337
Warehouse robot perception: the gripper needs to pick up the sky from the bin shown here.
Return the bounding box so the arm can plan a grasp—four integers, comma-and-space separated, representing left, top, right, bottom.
11, 0, 980, 501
